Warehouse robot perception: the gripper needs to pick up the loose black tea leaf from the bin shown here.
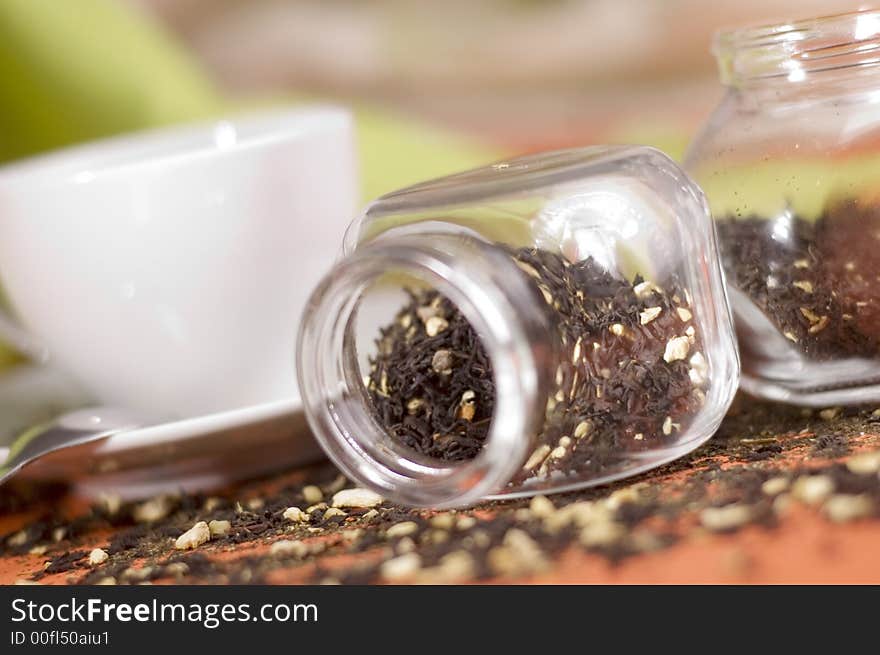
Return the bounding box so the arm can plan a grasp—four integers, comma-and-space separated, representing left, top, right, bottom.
365, 245, 707, 483
716, 201, 880, 360
366, 288, 494, 461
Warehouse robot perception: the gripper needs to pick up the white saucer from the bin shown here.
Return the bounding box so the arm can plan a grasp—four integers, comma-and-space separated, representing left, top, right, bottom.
0, 365, 323, 499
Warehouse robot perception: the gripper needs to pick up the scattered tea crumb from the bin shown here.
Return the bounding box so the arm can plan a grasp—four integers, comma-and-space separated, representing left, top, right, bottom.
283, 507, 307, 522
529, 495, 555, 519
203, 497, 223, 512
99, 493, 122, 517
270, 540, 308, 558
6, 531, 27, 548
700, 504, 753, 532
302, 486, 323, 505
246, 498, 265, 511
133, 496, 174, 523
332, 488, 384, 509
580, 520, 625, 547
419, 550, 475, 583
380, 553, 421, 581
792, 475, 835, 505
429, 513, 456, 530
823, 494, 874, 523
322, 508, 347, 521
846, 450, 880, 475
761, 477, 789, 496
208, 520, 231, 537
386, 521, 419, 539
88, 548, 108, 566
175, 522, 211, 550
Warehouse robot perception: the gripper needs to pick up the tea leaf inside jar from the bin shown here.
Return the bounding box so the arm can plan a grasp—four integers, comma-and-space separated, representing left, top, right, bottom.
365, 245, 708, 482
716, 200, 880, 360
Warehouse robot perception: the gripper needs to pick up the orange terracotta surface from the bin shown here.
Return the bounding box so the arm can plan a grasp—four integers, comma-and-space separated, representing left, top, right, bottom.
1, 397, 879, 585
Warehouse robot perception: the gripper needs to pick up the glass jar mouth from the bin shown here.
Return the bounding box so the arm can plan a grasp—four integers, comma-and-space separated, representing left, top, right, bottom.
714, 8, 880, 86
296, 233, 550, 508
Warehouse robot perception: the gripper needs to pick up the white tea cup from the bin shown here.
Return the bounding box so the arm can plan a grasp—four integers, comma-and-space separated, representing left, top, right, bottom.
0, 106, 358, 419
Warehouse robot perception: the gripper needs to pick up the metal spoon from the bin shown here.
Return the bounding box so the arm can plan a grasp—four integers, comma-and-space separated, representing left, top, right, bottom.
0, 407, 146, 486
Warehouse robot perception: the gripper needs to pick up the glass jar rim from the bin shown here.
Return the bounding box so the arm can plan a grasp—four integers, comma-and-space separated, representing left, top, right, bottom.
714, 8, 880, 86
296, 233, 552, 508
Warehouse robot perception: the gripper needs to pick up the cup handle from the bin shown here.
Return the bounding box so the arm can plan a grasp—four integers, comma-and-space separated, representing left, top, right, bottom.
0, 309, 49, 363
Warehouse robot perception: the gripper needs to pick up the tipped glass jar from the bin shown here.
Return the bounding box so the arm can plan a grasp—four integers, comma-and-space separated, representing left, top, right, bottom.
297, 146, 739, 508
685, 9, 880, 405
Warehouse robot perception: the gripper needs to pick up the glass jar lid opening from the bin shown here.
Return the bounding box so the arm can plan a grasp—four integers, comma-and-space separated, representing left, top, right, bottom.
714, 9, 880, 87
296, 233, 552, 507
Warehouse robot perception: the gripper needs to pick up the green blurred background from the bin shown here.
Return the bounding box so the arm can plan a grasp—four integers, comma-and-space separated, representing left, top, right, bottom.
0, 0, 859, 370
3, 0, 858, 180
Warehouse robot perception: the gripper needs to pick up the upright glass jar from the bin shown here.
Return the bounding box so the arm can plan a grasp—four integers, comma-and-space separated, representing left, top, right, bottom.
298, 146, 739, 507
686, 9, 880, 405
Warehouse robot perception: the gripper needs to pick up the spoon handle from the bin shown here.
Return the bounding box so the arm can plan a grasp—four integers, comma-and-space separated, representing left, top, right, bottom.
0, 408, 143, 486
